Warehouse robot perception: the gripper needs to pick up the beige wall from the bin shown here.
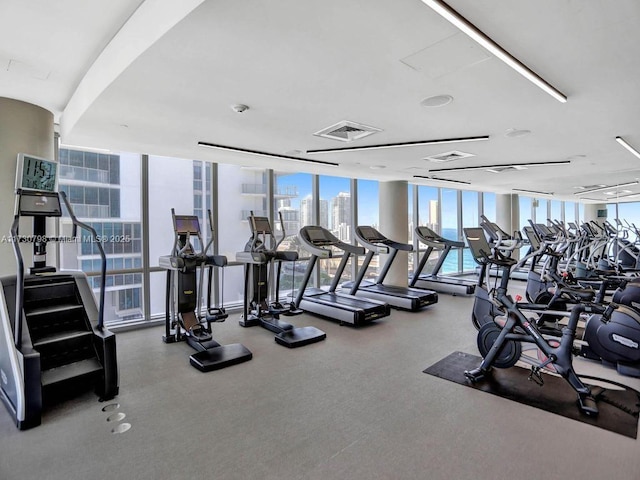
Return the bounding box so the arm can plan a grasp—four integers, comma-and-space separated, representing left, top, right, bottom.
0, 97, 54, 275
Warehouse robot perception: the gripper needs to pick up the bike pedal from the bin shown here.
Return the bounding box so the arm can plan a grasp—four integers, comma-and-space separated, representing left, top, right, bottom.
578, 395, 599, 417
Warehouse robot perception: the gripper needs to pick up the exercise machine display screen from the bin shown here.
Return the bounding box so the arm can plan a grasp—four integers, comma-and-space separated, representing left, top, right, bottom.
307, 227, 330, 243
358, 226, 385, 242
251, 217, 272, 234
416, 226, 438, 240
15, 153, 58, 193
175, 215, 201, 234
464, 227, 491, 261
522, 226, 540, 250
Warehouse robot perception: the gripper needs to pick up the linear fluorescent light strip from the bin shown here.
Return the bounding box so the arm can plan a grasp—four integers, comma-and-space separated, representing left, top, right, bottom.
512, 188, 553, 197
413, 175, 471, 185
60, 144, 111, 153
305, 135, 489, 154
615, 192, 640, 200
616, 136, 640, 160
421, 0, 567, 103
428, 160, 570, 174
573, 181, 639, 196
198, 142, 338, 166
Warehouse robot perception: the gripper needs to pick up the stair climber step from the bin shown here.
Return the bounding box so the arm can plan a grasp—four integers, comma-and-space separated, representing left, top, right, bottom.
41, 357, 103, 388
25, 304, 87, 342
23, 278, 77, 306
33, 330, 97, 371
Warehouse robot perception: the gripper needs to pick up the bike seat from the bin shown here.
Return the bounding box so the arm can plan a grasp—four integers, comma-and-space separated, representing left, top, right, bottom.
205, 254, 227, 267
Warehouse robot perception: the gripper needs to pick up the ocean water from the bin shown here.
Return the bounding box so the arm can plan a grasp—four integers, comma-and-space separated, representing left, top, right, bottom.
439, 228, 478, 274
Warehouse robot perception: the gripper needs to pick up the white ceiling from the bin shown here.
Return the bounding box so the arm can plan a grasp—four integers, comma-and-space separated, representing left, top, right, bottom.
3, 0, 640, 202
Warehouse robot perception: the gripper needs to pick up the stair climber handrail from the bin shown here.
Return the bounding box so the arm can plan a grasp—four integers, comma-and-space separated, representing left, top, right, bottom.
59, 191, 107, 331
10, 213, 24, 350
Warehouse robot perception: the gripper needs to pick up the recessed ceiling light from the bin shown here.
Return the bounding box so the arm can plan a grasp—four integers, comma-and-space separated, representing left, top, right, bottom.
369, 165, 387, 170
284, 150, 303, 156
420, 95, 454, 107
505, 128, 531, 138
231, 104, 250, 113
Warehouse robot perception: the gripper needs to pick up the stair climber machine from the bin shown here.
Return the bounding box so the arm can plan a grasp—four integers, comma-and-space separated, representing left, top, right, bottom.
295, 225, 390, 326
236, 213, 326, 347
464, 227, 640, 378
0, 153, 118, 430
343, 226, 438, 311
409, 226, 475, 295
160, 210, 252, 371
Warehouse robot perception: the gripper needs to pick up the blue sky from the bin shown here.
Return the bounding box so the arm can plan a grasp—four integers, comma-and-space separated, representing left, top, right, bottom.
277, 173, 380, 225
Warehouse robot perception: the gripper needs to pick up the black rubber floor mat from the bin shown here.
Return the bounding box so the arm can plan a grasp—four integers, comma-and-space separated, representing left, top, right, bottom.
424, 351, 640, 439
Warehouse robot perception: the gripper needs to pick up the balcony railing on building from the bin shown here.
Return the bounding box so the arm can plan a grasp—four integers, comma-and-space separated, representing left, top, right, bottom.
241, 184, 298, 197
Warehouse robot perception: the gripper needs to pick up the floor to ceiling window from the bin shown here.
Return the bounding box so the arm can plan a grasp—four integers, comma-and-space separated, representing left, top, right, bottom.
519, 196, 533, 232
356, 179, 379, 279
534, 198, 548, 225
318, 175, 352, 287
440, 189, 459, 274
415, 186, 439, 275
273, 171, 313, 299
54, 145, 592, 327
462, 190, 480, 272
58, 148, 143, 325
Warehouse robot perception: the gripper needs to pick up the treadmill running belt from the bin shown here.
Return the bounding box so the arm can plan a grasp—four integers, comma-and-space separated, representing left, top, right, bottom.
423, 351, 640, 439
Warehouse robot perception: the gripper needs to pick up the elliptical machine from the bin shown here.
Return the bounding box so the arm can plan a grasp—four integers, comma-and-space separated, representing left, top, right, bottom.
236, 212, 326, 347
160, 209, 252, 371
581, 288, 640, 377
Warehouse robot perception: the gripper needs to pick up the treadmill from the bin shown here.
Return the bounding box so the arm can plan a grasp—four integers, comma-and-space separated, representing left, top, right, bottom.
295, 226, 390, 326
344, 226, 438, 310
409, 226, 475, 295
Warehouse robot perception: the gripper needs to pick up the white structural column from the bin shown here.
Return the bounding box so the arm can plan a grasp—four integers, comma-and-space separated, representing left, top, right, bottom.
495, 193, 519, 234
378, 181, 408, 286
0, 98, 55, 275
495, 193, 519, 258
583, 203, 607, 227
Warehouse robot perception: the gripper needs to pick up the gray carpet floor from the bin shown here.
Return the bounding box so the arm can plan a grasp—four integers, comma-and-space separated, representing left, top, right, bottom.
1, 291, 639, 480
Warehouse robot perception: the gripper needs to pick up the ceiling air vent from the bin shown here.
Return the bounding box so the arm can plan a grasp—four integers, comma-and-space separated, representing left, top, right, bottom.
424, 150, 475, 163
314, 121, 382, 143
486, 165, 527, 173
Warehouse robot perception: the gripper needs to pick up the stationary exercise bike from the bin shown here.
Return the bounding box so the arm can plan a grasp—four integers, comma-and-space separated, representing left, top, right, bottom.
160, 209, 252, 371
236, 212, 326, 347
463, 227, 606, 416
